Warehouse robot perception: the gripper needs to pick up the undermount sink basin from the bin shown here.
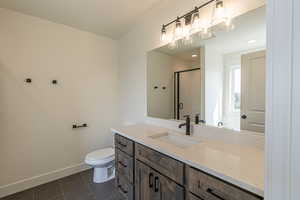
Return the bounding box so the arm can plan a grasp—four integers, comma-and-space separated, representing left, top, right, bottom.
149, 132, 200, 148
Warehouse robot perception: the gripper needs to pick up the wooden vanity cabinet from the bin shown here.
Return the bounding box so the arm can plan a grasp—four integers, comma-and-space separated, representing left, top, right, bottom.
114, 134, 263, 200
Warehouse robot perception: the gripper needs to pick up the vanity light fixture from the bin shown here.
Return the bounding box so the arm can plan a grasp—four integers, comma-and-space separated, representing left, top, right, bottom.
160, 0, 233, 47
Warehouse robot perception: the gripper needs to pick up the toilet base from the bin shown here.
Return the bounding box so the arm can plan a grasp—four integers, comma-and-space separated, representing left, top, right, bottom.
93, 165, 115, 183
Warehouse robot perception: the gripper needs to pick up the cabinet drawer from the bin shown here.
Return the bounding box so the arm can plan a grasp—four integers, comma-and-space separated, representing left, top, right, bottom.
115, 134, 134, 156
135, 143, 184, 185
116, 148, 134, 184
116, 175, 134, 200
188, 167, 263, 200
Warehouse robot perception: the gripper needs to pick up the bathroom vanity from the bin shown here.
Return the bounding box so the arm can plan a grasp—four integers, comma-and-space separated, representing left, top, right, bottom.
113, 5, 266, 200
113, 124, 264, 200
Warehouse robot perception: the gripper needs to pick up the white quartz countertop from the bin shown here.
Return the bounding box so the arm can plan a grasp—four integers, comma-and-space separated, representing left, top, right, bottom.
111, 124, 264, 197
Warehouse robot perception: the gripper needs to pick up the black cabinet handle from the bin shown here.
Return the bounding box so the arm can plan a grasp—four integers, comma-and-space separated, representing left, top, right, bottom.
149, 173, 154, 188
207, 188, 226, 200
118, 142, 127, 148
241, 114, 247, 119
154, 176, 159, 192
118, 161, 127, 168
118, 185, 128, 194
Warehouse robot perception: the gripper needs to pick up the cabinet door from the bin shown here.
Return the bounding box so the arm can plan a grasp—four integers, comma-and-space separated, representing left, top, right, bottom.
135, 160, 184, 200
153, 171, 184, 200
135, 160, 158, 200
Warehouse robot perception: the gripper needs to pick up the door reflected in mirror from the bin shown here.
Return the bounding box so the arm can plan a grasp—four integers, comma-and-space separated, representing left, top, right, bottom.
147, 6, 266, 133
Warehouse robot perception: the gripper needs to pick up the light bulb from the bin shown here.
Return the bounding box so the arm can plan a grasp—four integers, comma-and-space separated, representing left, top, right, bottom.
212, 0, 228, 25
183, 25, 191, 39
161, 25, 167, 42
216, 1, 225, 19
175, 17, 183, 39
183, 16, 192, 41
192, 8, 201, 32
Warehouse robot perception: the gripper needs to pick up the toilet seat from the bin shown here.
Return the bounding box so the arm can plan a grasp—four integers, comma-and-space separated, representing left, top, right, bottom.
85, 148, 115, 166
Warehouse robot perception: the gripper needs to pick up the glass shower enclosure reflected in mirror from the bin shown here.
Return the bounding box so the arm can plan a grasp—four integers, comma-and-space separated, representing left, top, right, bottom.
147, 48, 203, 122
174, 68, 201, 120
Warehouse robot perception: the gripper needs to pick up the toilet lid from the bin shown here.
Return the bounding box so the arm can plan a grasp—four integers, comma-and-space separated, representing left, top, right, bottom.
86, 148, 114, 161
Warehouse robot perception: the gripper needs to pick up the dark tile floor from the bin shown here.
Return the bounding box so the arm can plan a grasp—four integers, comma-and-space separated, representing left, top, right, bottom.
1, 169, 123, 200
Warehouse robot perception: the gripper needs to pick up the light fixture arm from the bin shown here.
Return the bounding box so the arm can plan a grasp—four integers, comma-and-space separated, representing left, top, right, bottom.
161, 0, 216, 29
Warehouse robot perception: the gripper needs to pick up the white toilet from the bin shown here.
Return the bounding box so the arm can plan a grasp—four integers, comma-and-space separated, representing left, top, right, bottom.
85, 147, 115, 183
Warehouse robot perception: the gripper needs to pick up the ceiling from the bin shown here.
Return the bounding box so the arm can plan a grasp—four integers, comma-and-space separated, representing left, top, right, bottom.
0, 0, 161, 39
157, 6, 266, 57
174, 49, 201, 62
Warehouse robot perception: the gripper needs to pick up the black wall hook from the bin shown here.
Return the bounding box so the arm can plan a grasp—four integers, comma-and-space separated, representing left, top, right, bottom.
52, 80, 58, 84
72, 123, 88, 129
25, 78, 32, 83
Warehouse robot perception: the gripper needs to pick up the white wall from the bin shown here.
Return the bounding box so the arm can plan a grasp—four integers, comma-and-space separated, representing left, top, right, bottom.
147, 51, 195, 119
204, 46, 224, 126
0, 8, 119, 197
147, 51, 174, 119
118, 0, 266, 125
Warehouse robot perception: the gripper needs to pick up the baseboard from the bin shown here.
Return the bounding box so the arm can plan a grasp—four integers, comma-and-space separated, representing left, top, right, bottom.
0, 163, 91, 198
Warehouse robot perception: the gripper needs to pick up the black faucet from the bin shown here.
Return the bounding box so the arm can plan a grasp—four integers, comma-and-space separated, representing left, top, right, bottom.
179, 115, 191, 135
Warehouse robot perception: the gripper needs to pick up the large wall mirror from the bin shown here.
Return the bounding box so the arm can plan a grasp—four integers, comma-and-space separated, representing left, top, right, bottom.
147, 6, 266, 133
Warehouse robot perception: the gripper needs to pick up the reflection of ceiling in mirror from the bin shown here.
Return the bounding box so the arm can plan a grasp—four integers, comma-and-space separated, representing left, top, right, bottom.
171, 48, 201, 62
157, 6, 266, 56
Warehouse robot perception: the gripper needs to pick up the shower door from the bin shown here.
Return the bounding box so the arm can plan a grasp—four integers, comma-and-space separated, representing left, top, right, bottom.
174, 68, 201, 120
